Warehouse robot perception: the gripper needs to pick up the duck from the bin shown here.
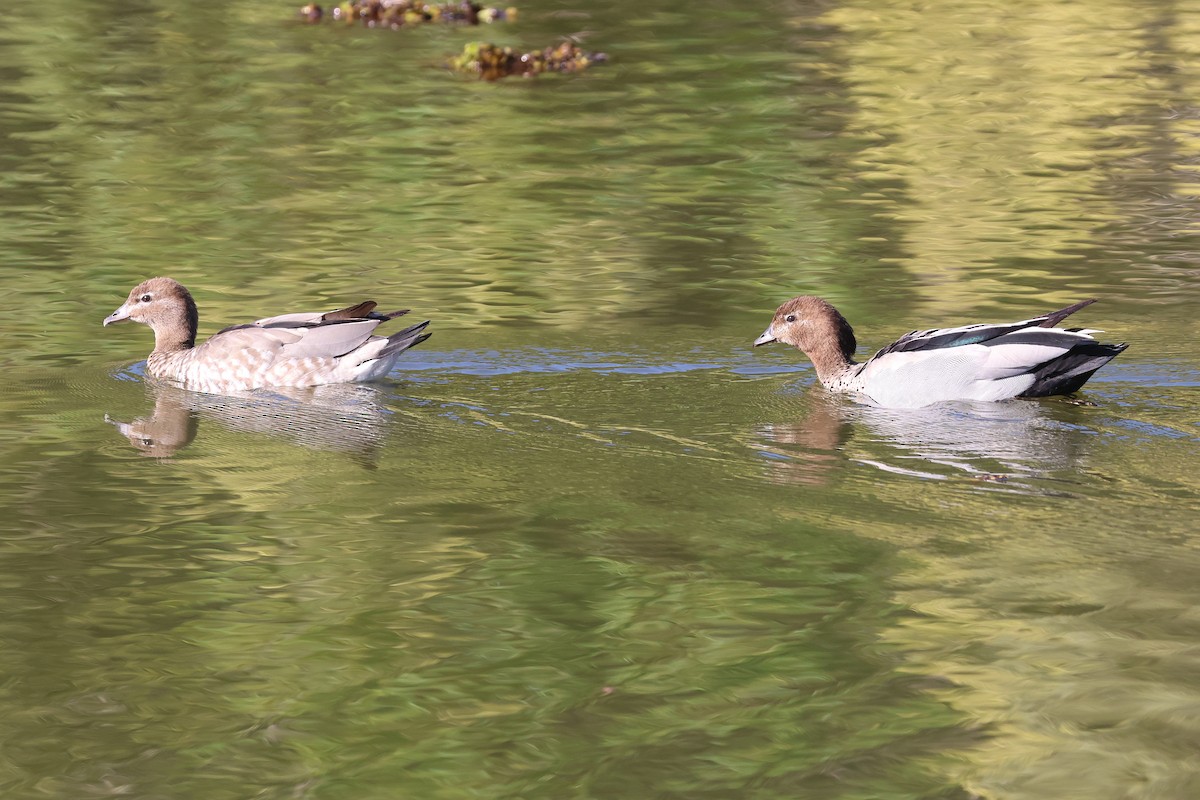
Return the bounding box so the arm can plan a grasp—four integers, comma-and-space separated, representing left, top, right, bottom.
104, 277, 431, 394
753, 296, 1127, 408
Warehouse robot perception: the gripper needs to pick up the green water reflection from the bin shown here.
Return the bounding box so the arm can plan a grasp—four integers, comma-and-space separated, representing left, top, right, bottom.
1, 0, 1198, 798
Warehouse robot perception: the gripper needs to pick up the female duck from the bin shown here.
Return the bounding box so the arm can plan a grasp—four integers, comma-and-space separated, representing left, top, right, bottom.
104, 277, 431, 394
753, 296, 1126, 408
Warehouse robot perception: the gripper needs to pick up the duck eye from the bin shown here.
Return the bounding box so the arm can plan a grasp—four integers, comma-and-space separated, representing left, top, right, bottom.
140, 294, 152, 303
785, 314, 796, 323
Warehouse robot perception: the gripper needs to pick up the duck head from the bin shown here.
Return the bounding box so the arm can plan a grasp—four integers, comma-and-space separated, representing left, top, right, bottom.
104, 277, 199, 351
754, 295, 857, 363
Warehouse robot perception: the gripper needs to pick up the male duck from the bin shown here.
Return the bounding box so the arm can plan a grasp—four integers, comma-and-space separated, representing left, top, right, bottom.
754, 296, 1127, 408
104, 277, 431, 394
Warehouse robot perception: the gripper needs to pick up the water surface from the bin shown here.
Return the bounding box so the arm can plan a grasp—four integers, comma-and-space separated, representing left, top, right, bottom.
1, 1, 1198, 798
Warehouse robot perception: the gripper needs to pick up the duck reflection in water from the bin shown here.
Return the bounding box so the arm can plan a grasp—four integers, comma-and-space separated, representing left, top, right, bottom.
106, 380, 395, 461
756, 387, 1089, 487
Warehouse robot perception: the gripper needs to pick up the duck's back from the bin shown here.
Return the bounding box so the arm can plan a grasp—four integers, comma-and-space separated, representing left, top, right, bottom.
855, 323, 1125, 408
148, 317, 417, 393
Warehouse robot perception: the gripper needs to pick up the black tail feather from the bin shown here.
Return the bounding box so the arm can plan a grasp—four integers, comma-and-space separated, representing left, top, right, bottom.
1018, 341, 1128, 397
377, 320, 432, 359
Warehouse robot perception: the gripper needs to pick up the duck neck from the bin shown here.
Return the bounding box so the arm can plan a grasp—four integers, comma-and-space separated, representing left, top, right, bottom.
152, 331, 194, 357
152, 326, 195, 354
150, 293, 199, 354
804, 340, 857, 388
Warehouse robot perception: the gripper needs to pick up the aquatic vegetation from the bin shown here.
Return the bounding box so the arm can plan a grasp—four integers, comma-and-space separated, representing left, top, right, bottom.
454, 41, 608, 80
294, 1, 606, 81
299, 1, 516, 27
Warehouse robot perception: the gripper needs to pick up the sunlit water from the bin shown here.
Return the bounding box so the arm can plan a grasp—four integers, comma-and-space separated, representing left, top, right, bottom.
1, 1, 1198, 798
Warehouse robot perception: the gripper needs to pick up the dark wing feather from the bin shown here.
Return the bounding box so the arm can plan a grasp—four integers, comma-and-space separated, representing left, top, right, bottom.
214, 322, 259, 335
1038, 299, 1097, 328
321, 303, 411, 323
979, 329, 1093, 348
872, 321, 1033, 358
249, 304, 409, 330
870, 300, 1100, 360
321, 301, 378, 321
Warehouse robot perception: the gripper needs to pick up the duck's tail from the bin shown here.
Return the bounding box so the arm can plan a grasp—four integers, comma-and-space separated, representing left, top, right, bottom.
377, 320, 432, 359
1018, 340, 1128, 397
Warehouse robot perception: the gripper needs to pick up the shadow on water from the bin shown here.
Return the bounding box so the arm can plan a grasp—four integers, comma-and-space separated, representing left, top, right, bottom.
105, 380, 396, 462
751, 386, 1101, 491
104, 345, 1176, 488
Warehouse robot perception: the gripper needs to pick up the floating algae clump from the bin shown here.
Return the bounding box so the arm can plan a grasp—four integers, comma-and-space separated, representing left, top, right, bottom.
300, 1, 516, 27
454, 41, 607, 80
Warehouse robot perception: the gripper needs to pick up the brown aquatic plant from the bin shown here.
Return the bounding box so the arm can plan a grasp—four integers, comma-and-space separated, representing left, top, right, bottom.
299, 1, 516, 28
453, 40, 608, 80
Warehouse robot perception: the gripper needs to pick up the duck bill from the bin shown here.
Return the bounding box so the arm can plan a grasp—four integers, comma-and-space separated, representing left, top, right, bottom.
753, 326, 777, 347
103, 304, 132, 326
103, 414, 133, 436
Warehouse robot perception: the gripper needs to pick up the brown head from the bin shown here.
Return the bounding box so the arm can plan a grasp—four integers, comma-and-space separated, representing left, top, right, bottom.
753, 295, 858, 371
103, 277, 199, 352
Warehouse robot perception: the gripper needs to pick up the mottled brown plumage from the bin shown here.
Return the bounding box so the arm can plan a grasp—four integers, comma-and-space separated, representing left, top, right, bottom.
104, 277, 431, 394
